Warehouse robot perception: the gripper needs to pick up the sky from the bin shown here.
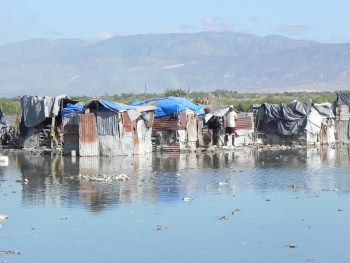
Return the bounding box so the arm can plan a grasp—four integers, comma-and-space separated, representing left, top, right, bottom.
0, 0, 350, 46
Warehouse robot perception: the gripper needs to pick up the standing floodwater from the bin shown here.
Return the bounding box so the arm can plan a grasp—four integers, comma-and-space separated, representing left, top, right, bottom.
1, 147, 350, 263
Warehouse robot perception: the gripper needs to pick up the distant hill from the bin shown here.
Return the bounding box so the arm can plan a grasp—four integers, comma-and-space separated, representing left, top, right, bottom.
1, 31, 350, 97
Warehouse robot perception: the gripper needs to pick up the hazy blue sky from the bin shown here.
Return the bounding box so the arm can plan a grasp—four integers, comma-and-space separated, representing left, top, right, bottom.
1, 0, 349, 45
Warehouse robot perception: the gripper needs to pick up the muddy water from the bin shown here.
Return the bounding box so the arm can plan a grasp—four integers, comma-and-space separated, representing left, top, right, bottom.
1, 148, 350, 263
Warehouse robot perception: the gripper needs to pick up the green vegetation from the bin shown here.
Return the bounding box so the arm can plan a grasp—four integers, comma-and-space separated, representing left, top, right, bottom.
0, 98, 21, 115
0, 90, 338, 115
163, 88, 187, 97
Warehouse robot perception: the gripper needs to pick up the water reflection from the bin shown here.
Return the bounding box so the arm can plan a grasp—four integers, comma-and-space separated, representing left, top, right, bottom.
2, 147, 350, 212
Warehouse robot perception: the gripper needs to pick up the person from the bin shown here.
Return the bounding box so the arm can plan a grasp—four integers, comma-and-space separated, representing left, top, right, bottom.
207, 116, 223, 145
225, 105, 238, 145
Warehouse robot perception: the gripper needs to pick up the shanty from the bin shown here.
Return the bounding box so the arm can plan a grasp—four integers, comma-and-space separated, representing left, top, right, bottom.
2, 92, 350, 156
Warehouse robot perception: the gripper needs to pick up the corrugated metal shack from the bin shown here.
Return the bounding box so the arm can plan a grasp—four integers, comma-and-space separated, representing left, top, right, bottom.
204, 107, 255, 147
305, 103, 335, 145
334, 92, 350, 141
131, 97, 203, 153
255, 102, 312, 145
20, 95, 77, 150
64, 99, 156, 156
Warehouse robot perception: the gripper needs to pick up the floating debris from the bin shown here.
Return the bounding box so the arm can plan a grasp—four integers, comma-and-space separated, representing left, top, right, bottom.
79, 173, 130, 182
0, 156, 8, 166
15, 178, 28, 184
231, 209, 241, 215
0, 250, 20, 255
155, 225, 169, 231
0, 214, 8, 221
286, 243, 297, 248
218, 215, 229, 221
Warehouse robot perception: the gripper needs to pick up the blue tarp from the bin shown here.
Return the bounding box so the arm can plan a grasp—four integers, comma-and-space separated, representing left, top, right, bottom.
61, 103, 84, 116
62, 99, 135, 116
98, 99, 134, 112
131, 97, 203, 118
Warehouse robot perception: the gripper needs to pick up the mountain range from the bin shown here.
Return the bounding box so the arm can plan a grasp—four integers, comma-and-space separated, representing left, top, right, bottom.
1, 31, 350, 98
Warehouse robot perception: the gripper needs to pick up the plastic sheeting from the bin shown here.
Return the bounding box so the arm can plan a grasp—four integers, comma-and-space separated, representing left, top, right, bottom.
130, 96, 203, 118
62, 103, 84, 116
257, 102, 312, 136
21, 95, 73, 127
84, 99, 134, 113
334, 92, 350, 107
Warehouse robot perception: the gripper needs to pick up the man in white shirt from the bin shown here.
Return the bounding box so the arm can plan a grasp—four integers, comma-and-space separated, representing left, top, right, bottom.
225, 105, 238, 145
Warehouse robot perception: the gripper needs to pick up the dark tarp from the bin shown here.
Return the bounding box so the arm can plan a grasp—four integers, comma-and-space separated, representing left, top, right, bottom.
334, 92, 350, 108
21, 95, 77, 128
256, 102, 312, 136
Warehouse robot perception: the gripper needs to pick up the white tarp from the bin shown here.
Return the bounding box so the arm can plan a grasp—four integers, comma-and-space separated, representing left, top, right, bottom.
305, 107, 323, 134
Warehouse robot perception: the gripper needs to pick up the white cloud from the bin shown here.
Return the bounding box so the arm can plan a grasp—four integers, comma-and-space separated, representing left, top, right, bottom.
201, 17, 234, 32
97, 31, 128, 40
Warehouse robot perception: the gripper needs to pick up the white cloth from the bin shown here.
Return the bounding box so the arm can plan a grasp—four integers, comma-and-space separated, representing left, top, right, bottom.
226, 110, 238, 127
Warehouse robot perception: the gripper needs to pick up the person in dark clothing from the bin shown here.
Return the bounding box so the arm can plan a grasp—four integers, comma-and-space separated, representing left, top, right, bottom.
207, 116, 223, 145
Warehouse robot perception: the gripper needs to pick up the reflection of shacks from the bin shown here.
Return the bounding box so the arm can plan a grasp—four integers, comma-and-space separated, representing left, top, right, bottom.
255, 102, 312, 145
62, 99, 155, 156
131, 97, 203, 152
305, 103, 335, 145
20, 95, 77, 149
334, 92, 350, 141
204, 107, 255, 146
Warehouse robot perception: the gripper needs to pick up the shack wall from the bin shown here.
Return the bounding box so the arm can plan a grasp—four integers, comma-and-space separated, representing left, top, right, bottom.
63, 113, 79, 155
79, 113, 99, 156
97, 111, 123, 156
335, 120, 350, 141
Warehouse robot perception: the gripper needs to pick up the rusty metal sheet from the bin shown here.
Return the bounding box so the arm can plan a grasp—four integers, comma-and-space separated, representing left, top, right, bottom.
319, 125, 328, 144
79, 113, 99, 156
153, 115, 178, 131
236, 114, 254, 130
161, 143, 180, 153
179, 111, 187, 129
122, 112, 132, 132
